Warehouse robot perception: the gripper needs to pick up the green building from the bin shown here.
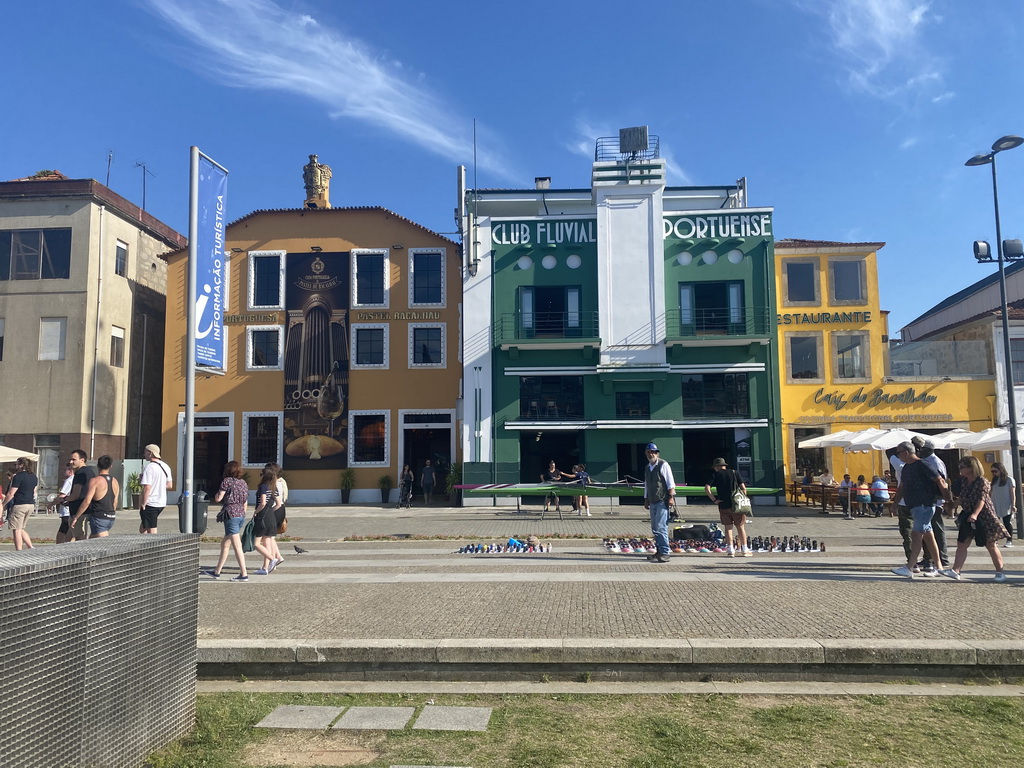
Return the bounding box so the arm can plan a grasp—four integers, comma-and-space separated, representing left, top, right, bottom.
459, 130, 783, 503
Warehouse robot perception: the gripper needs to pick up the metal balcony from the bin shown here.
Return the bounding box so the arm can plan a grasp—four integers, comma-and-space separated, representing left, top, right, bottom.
665, 307, 772, 344
494, 311, 601, 348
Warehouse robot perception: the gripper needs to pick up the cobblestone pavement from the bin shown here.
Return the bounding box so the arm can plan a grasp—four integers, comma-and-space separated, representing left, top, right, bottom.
10, 502, 1023, 642
187, 502, 1024, 642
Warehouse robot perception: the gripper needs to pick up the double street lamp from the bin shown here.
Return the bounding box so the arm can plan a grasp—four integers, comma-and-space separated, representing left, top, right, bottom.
966, 134, 1024, 539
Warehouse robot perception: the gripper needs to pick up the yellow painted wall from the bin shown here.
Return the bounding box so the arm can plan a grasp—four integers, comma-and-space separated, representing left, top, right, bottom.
775, 242, 995, 482
161, 208, 462, 495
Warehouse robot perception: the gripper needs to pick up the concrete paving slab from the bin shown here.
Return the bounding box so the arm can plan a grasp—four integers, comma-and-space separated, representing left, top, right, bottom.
332, 706, 414, 730
435, 638, 562, 664
562, 638, 692, 664
689, 638, 824, 665
412, 705, 492, 731
296, 639, 438, 664
255, 705, 345, 729
968, 640, 1024, 666
819, 639, 977, 665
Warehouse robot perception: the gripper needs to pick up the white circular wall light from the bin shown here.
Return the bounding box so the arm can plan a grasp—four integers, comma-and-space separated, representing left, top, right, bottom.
701, 250, 718, 265
726, 249, 744, 264
566, 254, 582, 269
541, 255, 558, 269
677, 251, 693, 266
517, 256, 533, 270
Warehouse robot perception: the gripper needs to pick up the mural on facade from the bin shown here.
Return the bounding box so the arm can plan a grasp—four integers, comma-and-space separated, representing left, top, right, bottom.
283, 252, 350, 470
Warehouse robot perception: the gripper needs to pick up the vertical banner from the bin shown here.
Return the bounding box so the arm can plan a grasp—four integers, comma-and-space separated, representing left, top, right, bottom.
193, 155, 228, 369
282, 252, 350, 470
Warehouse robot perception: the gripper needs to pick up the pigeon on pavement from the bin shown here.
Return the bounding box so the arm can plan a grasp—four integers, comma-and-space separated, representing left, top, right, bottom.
293, 545, 309, 554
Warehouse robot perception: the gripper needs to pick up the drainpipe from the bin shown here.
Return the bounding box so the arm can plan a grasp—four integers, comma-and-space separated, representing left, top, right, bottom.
90, 205, 106, 458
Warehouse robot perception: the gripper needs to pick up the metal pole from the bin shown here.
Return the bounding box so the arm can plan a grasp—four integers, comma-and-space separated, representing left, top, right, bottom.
989, 154, 1024, 539
183, 147, 199, 532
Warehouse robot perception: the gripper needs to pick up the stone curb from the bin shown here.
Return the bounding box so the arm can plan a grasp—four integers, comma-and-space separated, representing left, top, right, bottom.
198, 638, 1024, 667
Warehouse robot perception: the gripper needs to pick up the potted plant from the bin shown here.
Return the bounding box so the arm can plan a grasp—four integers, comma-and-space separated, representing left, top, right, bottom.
126, 472, 142, 508
377, 473, 393, 504
445, 461, 463, 507
339, 468, 355, 504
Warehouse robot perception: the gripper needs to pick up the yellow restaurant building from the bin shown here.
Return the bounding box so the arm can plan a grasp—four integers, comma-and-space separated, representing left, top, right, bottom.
161, 162, 461, 503
775, 239, 995, 482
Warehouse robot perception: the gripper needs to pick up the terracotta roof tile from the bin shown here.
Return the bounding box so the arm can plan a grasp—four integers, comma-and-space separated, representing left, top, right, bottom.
775, 238, 886, 249
226, 205, 458, 246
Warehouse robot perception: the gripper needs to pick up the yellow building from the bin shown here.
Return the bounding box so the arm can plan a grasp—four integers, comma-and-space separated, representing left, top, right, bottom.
775, 239, 995, 482
161, 163, 461, 503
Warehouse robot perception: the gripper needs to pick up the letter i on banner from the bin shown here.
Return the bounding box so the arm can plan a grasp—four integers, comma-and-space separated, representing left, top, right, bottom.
194, 153, 228, 370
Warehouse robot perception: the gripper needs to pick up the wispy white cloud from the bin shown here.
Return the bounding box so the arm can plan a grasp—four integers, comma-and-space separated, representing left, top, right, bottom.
800, 0, 946, 100
931, 91, 955, 104
900, 136, 920, 149
143, 0, 515, 179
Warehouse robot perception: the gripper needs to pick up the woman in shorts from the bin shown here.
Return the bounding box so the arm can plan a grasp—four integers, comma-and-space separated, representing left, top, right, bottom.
206, 461, 250, 582
251, 467, 283, 575
3, 457, 38, 551
943, 456, 1009, 582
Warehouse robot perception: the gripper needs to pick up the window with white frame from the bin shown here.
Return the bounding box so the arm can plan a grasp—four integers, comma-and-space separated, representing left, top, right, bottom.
242, 412, 283, 466
353, 250, 387, 307
114, 239, 128, 277
833, 331, 870, 381
410, 249, 444, 306
409, 323, 445, 367
349, 410, 389, 465
248, 250, 285, 309
38, 317, 67, 361
110, 326, 125, 368
352, 324, 388, 368
246, 325, 284, 370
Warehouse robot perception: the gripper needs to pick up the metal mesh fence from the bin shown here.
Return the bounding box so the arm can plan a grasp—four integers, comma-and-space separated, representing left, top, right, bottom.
0, 535, 199, 768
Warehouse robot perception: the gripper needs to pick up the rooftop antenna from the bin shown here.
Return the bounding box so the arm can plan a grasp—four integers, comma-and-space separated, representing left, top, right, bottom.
133, 161, 155, 210
105, 150, 114, 187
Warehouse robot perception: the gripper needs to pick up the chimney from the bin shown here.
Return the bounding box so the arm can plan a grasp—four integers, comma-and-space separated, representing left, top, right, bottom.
534, 177, 551, 190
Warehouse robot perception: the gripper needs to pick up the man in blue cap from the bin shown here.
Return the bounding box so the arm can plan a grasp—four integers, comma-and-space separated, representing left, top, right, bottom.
643, 443, 676, 563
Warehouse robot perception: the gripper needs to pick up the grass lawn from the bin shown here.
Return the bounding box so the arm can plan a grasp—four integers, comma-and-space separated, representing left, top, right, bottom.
146, 691, 1024, 768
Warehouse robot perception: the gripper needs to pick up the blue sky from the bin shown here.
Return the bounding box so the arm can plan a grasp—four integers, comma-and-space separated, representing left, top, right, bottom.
3, 0, 1023, 332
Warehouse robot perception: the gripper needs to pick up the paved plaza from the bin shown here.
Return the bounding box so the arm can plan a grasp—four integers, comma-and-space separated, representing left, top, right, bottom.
10, 501, 1024, 646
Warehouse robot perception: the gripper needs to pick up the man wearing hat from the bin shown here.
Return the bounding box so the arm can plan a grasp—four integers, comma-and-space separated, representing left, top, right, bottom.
642, 443, 676, 563
911, 436, 950, 574
139, 444, 173, 534
705, 457, 752, 556
891, 440, 949, 578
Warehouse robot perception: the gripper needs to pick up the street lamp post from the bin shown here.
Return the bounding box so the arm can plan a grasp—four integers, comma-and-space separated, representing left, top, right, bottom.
966, 135, 1024, 539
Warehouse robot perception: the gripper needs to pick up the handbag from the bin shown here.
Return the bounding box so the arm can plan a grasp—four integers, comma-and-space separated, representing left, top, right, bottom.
277, 517, 288, 535
731, 471, 752, 513
216, 509, 226, 524
241, 518, 256, 552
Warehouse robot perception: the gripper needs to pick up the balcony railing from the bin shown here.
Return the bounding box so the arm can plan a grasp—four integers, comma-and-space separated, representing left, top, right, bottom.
494, 311, 601, 345
518, 394, 585, 420
665, 307, 771, 339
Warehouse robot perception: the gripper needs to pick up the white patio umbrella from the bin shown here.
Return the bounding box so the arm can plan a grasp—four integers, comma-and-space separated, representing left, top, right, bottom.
844, 428, 931, 452
797, 430, 857, 448
0, 444, 39, 463
947, 427, 1004, 449
926, 429, 978, 450
965, 427, 1024, 453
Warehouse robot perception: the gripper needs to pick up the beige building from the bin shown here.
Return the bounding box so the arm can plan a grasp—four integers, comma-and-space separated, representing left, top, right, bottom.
160, 158, 462, 503
0, 171, 184, 489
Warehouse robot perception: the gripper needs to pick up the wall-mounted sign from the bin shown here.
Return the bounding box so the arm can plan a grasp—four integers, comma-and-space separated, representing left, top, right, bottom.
355, 310, 442, 321
663, 213, 772, 240
224, 312, 282, 325
813, 386, 938, 411
778, 311, 872, 325
795, 413, 954, 423
491, 220, 596, 246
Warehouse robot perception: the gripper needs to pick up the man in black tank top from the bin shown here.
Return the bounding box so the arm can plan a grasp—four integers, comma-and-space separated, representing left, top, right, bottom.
71, 455, 120, 538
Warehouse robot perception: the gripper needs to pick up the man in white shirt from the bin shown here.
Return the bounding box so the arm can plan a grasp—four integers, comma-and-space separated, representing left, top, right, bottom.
139, 443, 173, 534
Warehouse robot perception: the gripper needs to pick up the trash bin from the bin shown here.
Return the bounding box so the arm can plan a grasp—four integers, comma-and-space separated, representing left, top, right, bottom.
177, 491, 209, 535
